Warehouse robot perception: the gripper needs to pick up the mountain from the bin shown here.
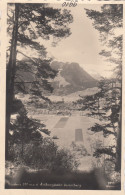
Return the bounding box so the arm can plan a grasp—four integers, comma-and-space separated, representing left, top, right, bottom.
50, 61, 97, 95
86, 70, 102, 80
47, 87, 99, 103
15, 59, 98, 96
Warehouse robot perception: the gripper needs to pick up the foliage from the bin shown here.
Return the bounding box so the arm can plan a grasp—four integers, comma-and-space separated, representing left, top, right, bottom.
71, 142, 90, 156
9, 137, 79, 173
84, 4, 122, 171
93, 147, 116, 158
6, 3, 73, 160
7, 3, 73, 97
51, 148, 79, 173
11, 98, 24, 114
23, 138, 57, 169
85, 4, 123, 78
9, 105, 50, 159
88, 123, 116, 138
80, 77, 121, 169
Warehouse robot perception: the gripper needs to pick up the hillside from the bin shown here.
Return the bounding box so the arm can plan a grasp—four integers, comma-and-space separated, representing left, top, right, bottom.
15, 59, 97, 96
50, 61, 97, 95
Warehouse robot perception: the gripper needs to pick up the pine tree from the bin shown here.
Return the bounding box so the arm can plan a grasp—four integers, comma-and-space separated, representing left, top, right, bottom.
6, 3, 73, 159
10, 106, 50, 158
84, 4, 122, 171
79, 78, 121, 170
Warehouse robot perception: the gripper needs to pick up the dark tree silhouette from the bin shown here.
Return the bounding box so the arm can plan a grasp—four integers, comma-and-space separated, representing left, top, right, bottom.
84, 4, 123, 171
6, 3, 73, 160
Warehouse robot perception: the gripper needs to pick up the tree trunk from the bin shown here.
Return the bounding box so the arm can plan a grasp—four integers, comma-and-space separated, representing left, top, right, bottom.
21, 138, 24, 159
98, 98, 99, 115
115, 78, 122, 172
6, 4, 19, 160
115, 101, 122, 172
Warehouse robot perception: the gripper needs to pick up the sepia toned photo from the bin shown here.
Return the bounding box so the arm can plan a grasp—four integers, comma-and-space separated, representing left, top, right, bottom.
5, 2, 123, 190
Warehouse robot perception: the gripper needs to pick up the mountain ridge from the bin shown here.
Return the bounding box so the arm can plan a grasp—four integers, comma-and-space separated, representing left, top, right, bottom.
50, 61, 97, 95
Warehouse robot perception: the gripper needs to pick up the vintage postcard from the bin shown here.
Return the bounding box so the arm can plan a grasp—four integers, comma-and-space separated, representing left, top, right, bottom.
0, 0, 124, 194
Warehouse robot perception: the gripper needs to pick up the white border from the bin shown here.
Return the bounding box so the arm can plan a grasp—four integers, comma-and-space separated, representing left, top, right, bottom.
0, 0, 124, 194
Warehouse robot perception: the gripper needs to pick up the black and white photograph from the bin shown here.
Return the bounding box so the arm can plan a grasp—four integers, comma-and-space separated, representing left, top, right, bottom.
5, 1, 123, 190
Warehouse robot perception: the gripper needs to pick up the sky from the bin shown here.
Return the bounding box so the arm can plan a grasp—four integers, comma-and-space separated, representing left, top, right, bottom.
40, 4, 114, 78
8, 3, 119, 78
